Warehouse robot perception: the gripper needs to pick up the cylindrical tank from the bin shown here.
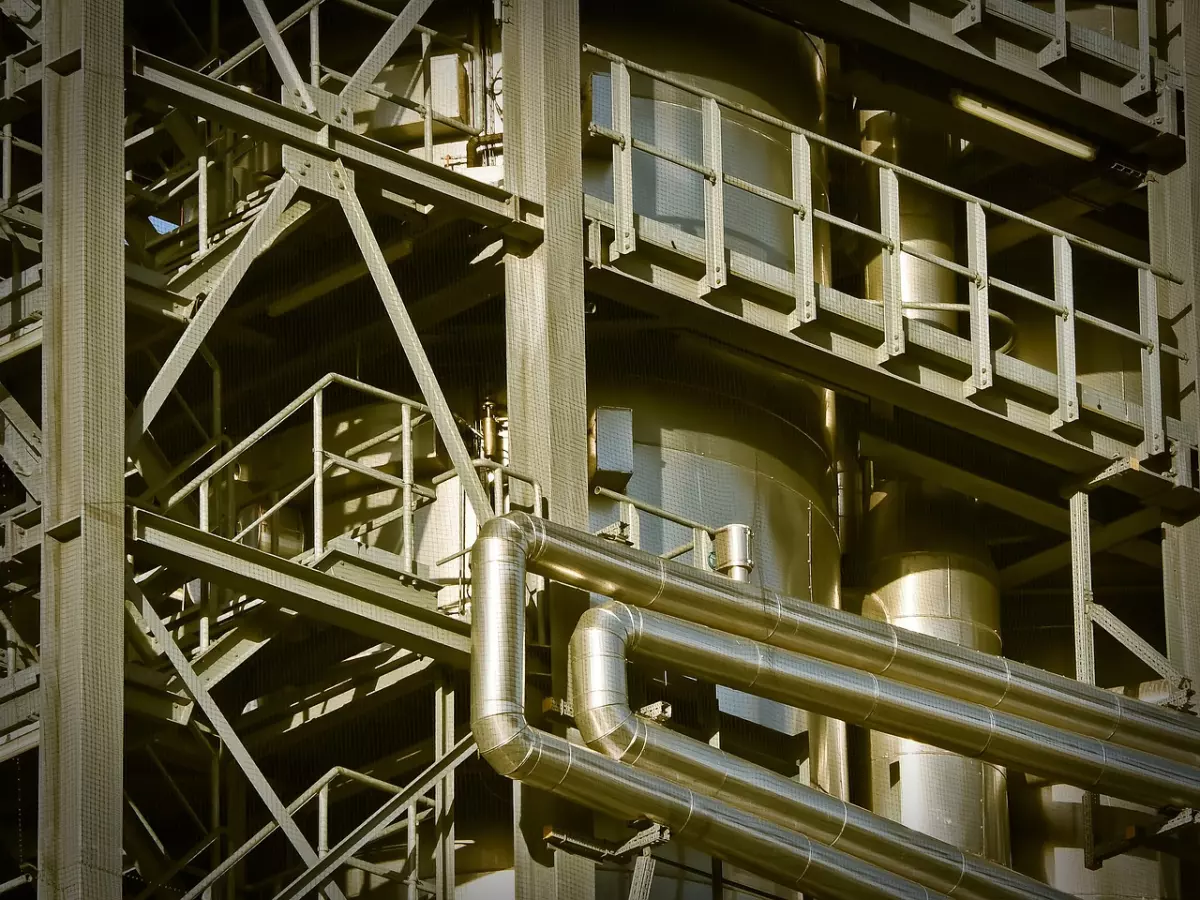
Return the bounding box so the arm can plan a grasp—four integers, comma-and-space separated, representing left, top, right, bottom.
861, 111, 960, 331
581, 0, 830, 278
860, 481, 1011, 863
587, 335, 842, 900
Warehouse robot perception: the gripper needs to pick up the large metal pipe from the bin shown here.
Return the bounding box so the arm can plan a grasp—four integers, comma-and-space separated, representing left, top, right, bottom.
569, 601, 1200, 811
468, 516, 951, 900
495, 512, 1200, 764
569, 603, 1074, 900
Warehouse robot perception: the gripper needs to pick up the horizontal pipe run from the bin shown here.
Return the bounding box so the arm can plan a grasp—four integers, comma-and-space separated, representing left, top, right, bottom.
578, 603, 1200, 811
500, 513, 1200, 764
593, 486, 715, 534
570, 603, 1075, 900
470, 517, 950, 900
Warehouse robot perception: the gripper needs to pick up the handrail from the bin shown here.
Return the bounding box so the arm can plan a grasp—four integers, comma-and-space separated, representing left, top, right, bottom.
582, 44, 1180, 284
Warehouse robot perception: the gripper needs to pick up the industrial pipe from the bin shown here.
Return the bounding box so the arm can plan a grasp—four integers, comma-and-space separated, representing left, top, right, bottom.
497, 512, 1200, 764
569, 603, 1075, 900
469, 517, 950, 900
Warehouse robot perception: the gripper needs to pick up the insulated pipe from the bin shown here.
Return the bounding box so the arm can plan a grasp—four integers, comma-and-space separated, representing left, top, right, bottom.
469, 517, 950, 900
571, 602, 1200, 810
498, 512, 1200, 764
569, 603, 1075, 900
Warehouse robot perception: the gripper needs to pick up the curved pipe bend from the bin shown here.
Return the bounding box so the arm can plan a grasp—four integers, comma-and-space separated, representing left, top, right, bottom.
469, 516, 948, 900
570, 602, 1076, 900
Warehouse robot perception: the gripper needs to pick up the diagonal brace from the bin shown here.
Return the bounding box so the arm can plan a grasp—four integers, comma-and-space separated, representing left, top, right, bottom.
243, 0, 316, 112
339, 0, 437, 115
333, 164, 493, 521
126, 175, 300, 448
125, 574, 347, 900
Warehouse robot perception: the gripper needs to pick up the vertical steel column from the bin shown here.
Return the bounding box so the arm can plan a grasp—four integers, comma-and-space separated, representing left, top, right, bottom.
401, 403, 414, 572
434, 673, 455, 900
1051, 235, 1078, 426
38, 0, 125, 897
701, 98, 725, 294
1070, 492, 1096, 684
878, 168, 904, 361
1154, 0, 1200, 681
1138, 268, 1165, 457
421, 31, 433, 163
609, 60, 634, 261
501, 2, 593, 898
791, 133, 815, 325
309, 5, 321, 87
965, 201, 992, 394
312, 388, 324, 557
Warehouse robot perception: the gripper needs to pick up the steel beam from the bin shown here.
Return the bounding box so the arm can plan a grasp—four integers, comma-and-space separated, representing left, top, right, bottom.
999, 506, 1164, 588
339, 0, 436, 114
126, 176, 299, 446
750, 0, 1179, 145
0, 379, 40, 501
38, 1, 126, 896
128, 509, 471, 666
127, 576, 347, 900
242, 0, 316, 113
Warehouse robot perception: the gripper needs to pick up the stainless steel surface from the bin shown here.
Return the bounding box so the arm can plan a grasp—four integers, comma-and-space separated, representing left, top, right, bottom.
469, 516, 951, 900
713, 524, 753, 582
862, 482, 1010, 863
502, 512, 1200, 764
569, 601, 1073, 900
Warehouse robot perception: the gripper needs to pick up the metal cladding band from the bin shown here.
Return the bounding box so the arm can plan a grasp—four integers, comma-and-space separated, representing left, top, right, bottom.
469, 517, 948, 900
499, 512, 1200, 764
568, 603, 1072, 900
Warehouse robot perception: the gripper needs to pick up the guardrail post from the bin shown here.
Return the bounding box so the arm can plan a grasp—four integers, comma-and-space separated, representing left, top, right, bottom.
701, 97, 726, 294
1037, 0, 1068, 68
401, 402, 415, 572
965, 200, 993, 395
791, 133, 815, 325
1052, 235, 1079, 427
1139, 268, 1166, 457
1122, 0, 1154, 105
877, 168, 904, 362
611, 60, 635, 260
313, 387, 325, 557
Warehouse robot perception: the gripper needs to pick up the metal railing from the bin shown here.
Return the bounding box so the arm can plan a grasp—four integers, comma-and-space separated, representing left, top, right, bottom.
583, 44, 1184, 460
164, 372, 437, 570
592, 486, 715, 570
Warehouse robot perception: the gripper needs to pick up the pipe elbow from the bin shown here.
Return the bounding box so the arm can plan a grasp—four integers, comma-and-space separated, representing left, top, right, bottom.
473, 711, 538, 777
474, 511, 540, 556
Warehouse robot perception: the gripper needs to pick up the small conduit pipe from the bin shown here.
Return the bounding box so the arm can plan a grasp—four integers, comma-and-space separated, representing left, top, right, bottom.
571, 602, 1200, 811
569, 603, 1074, 900
497, 512, 1200, 765
469, 517, 950, 900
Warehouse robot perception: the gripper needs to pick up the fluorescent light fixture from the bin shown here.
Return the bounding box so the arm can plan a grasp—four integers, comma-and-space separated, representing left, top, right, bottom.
951, 90, 1097, 161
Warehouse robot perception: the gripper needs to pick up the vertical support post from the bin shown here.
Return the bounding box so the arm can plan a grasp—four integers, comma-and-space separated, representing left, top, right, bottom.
1139, 268, 1166, 457
501, 3, 594, 898
609, 60, 635, 260
318, 783, 330, 856
309, 5, 321, 88
197, 119, 209, 254
1070, 490, 1096, 685
2, 120, 11, 203
38, 0, 125, 896
1155, 0, 1200, 685
1037, 0, 1068, 68
401, 403, 415, 572
1052, 235, 1079, 426
313, 388, 324, 557
1123, 0, 1154, 103
701, 97, 725, 294
965, 200, 993, 394
434, 672, 456, 900
406, 802, 419, 900
422, 31, 434, 163
878, 168, 904, 361
791, 133, 815, 325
